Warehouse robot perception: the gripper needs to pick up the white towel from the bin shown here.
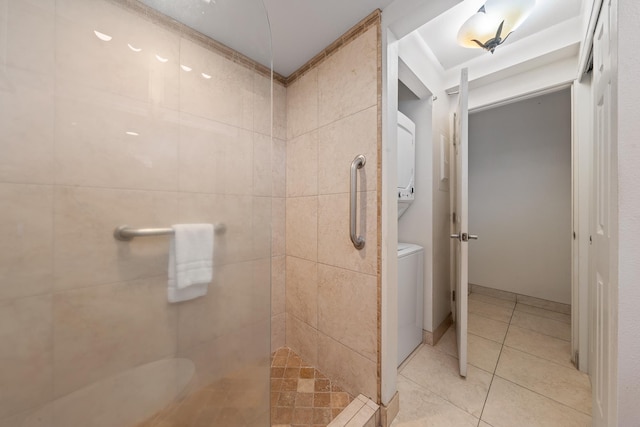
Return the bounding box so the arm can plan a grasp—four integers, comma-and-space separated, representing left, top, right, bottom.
167, 224, 214, 303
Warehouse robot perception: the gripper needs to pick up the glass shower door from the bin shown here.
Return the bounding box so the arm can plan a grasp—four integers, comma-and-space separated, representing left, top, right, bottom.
0, 0, 272, 425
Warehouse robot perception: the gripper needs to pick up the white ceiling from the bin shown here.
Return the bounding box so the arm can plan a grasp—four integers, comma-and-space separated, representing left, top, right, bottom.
262, 0, 396, 76
141, 0, 586, 79
140, 0, 396, 77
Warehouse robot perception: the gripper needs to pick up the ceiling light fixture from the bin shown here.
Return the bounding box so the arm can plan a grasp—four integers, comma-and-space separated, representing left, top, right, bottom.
457, 0, 536, 54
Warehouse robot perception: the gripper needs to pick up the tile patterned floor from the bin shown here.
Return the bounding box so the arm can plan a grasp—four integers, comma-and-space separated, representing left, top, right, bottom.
271, 347, 354, 427
392, 291, 592, 427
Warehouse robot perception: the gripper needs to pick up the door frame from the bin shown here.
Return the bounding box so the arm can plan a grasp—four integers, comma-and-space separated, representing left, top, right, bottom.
461, 83, 587, 374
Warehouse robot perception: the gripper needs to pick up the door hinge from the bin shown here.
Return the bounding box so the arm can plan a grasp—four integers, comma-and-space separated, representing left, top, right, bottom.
574, 351, 579, 368
452, 290, 456, 302
573, 231, 576, 240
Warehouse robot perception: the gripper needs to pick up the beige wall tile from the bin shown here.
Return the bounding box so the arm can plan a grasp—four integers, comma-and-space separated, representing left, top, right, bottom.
253, 133, 273, 197
286, 313, 318, 366
317, 265, 377, 362
272, 255, 286, 316
391, 377, 479, 427
179, 114, 253, 195
49, 358, 196, 427
252, 196, 272, 259
482, 377, 591, 427
286, 197, 318, 261
177, 261, 267, 352
272, 312, 286, 352
0, 69, 54, 184
318, 106, 378, 195
2, 1, 55, 181
272, 138, 287, 198
0, 407, 52, 427
287, 131, 318, 197
4, 0, 54, 72
504, 325, 573, 368
53, 186, 179, 291
179, 38, 253, 129
253, 73, 271, 137
56, 0, 180, 108
318, 27, 378, 127
53, 276, 178, 397
317, 192, 377, 275
400, 345, 492, 418
495, 347, 592, 415
54, 95, 179, 191
252, 257, 273, 316
0, 184, 53, 301
0, 295, 52, 419
510, 311, 571, 341
286, 256, 318, 328
273, 82, 288, 141
287, 69, 318, 140
180, 320, 270, 390
254, 75, 286, 141
317, 333, 377, 400
272, 197, 286, 257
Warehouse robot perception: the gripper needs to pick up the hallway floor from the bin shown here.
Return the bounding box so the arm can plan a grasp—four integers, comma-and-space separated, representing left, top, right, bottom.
392, 291, 592, 427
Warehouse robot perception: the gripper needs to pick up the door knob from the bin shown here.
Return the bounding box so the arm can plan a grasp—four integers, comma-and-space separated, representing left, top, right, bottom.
450, 233, 478, 242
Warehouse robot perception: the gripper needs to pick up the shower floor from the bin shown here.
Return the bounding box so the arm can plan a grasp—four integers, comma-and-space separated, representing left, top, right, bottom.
271, 347, 354, 427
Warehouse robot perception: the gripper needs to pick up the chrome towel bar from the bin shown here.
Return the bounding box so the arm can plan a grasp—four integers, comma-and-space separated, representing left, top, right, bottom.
350, 154, 366, 250
113, 224, 226, 241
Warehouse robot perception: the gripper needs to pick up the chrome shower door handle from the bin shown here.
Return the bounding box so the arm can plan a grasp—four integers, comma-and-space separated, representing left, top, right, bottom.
350, 154, 366, 250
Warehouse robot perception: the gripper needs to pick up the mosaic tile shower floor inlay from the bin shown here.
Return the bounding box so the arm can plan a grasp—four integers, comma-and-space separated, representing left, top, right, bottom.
271, 347, 354, 427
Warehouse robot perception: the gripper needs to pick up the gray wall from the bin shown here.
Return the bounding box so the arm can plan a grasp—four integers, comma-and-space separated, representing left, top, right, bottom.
468, 89, 572, 304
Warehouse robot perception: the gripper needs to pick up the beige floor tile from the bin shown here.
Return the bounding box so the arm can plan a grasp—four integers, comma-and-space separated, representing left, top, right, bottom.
400, 345, 492, 418
469, 292, 516, 309
495, 347, 591, 415
468, 334, 503, 374
479, 422, 493, 427
435, 327, 502, 374
510, 311, 571, 341
390, 377, 479, 427
482, 377, 591, 427
504, 325, 573, 368
469, 299, 513, 323
515, 303, 571, 324
468, 313, 509, 344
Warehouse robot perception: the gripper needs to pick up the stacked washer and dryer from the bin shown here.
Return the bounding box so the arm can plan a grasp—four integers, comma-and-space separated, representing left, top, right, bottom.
397, 112, 424, 366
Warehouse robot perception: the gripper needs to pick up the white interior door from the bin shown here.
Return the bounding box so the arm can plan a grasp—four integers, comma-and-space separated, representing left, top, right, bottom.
590, 0, 616, 425
452, 68, 470, 378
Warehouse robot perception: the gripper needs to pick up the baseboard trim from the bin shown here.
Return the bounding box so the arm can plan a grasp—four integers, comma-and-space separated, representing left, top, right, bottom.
423, 313, 453, 346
